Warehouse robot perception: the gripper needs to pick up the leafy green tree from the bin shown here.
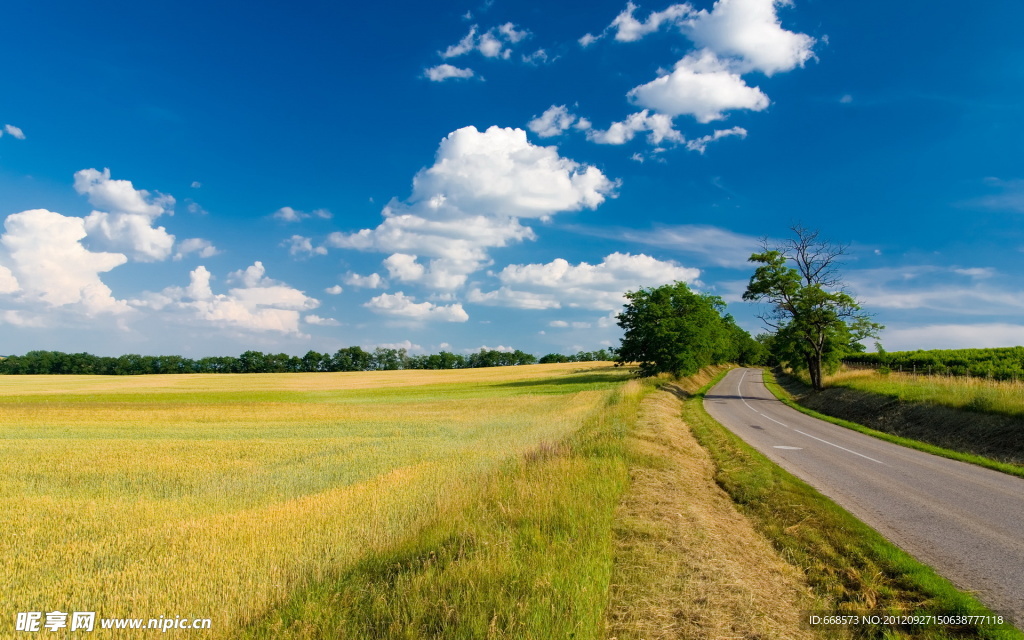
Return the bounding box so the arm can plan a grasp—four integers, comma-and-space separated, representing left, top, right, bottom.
743, 226, 882, 390
616, 281, 739, 377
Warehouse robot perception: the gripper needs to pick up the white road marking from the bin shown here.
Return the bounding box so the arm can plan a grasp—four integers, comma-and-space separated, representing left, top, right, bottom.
733, 369, 886, 466
792, 429, 886, 464
773, 446, 803, 450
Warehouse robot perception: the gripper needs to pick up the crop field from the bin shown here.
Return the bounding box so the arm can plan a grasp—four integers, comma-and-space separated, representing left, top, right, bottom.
0, 363, 633, 638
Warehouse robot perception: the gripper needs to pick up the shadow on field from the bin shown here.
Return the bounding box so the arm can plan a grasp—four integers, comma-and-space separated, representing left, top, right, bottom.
495, 372, 628, 389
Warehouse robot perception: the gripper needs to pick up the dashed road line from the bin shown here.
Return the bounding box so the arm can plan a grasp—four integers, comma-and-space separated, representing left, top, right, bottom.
734, 370, 887, 466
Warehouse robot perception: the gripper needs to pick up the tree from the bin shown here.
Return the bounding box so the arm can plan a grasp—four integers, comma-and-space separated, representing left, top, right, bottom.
616, 281, 741, 377
743, 226, 882, 390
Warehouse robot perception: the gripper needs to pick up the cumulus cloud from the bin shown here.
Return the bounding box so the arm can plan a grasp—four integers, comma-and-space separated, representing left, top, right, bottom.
3, 124, 26, 139
440, 23, 530, 61
609, 2, 693, 42
527, 105, 584, 138
74, 168, 176, 262
272, 206, 332, 222
586, 109, 685, 145
324, 285, 344, 295
284, 235, 327, 257
305, 314, 340, 326
680, 0, 816, 75
138, 262, 319, 334
0, 209, 129, 315
424, 64, 476, 81
469, 252, 700, 311
326, 125, 616, 289
344, 272, 387, 288
174, 237, 219, 260
364, 292, 469, 322
629, 50, 770, 122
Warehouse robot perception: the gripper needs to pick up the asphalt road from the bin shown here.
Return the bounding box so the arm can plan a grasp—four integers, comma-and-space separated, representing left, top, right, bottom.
703, 368, 1024, 627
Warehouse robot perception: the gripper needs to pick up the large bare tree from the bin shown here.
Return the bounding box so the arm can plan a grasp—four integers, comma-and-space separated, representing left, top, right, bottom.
743, 226, 882, 390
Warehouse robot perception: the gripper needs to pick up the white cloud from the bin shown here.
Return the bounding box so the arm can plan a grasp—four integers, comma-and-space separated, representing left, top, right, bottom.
142, 263, 319, 335
522, 49, 550, 64
586, 109, 684, 145
881, 324, 1024, 351
173, 237, 219, 260
190, 181, 202, 188
272, 206, 332, 222
628, 50, 770, 123
466, 344, 516, 353
578, 33, 601, 47
74, 168, 176, 262
527, 105, 580, 138
424, 64, 476, 81
0, 310, 47, 327
0, 264, 18, 294
952, 267, 995, 279
324, 285, 344, 295
609, 1, 694, 42
440, 23, 530, 61
374, 339, 424, 353
471, 252, 700, 311
3, 124, 26, 140
685, 125, 747, 152
326, 125, 616, 289
364, 292, 469, 322
549, 320, 570, 327
607, 223, 760, 267
305, 314, 340, 326
383, 253, 427, 282
344, 272, 387, 288
284, 235, 327, 257
839, 94, 853, 104
0, 209, 129, 315
498, 22, 529, 43
680, 0, 816, 76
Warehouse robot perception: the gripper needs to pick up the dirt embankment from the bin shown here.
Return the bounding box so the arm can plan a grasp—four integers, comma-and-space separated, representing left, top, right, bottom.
779, 375, 1024, 467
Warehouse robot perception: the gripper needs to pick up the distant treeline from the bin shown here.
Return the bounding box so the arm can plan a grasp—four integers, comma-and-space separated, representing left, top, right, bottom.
0, 347, 616, 375
844, 346, 1024, 381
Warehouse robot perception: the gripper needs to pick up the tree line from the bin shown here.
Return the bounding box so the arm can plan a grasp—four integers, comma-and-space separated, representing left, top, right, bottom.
0, 347, 615, 376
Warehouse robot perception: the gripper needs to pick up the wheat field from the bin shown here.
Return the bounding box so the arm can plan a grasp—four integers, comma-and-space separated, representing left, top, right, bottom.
0, 363, 630, 638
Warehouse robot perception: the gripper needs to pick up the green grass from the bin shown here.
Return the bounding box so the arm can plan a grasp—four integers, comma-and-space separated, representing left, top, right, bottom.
763, 371, 1024, 479
687, 370, 1022, 640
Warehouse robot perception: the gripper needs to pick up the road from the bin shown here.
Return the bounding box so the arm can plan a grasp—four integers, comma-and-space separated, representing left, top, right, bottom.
703, 368, 1024, 627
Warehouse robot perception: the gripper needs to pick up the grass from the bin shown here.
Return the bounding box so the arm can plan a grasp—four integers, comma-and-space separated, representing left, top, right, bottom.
686, 370, 1022, 639
605, 366, 821, 640
760, 370, 1024, 479
0, 363, 633, 639
823, 368, 1024, 418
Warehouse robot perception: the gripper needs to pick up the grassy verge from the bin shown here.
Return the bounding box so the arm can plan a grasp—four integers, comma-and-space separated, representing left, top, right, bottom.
687, 370, 1022, 640
762, 370, 1024, 480
240, 378, 652, 639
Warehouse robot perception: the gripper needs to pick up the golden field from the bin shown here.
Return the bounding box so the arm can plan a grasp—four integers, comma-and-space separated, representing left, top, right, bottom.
0, 363, 630, 638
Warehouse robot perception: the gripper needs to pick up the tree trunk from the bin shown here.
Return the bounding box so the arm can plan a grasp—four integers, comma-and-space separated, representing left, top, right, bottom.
807, 353, 823, 391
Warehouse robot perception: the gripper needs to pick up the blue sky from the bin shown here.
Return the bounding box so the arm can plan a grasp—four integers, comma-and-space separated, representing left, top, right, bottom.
1, 0, 1022, 358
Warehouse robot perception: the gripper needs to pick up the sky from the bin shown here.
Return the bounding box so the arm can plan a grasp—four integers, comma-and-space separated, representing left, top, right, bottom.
1, 0, 1022, 358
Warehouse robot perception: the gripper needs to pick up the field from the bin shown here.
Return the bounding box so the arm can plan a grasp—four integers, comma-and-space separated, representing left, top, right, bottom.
824, 367, 1024, 417
0, 364, 633, 638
